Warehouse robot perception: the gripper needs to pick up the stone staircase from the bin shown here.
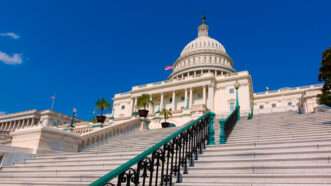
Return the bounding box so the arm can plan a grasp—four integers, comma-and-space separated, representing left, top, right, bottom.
177, 112, 331, 186
0, 127, 177, 186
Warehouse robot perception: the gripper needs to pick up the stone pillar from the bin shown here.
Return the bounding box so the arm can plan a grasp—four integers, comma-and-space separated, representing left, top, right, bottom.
203, 85, 207, 105
160, 93, 164, 111
149, 96, 153, 114
28, 118, 33, 127
10, 121, 15, 131
207, 85, 215, 111
184, 89, 188, 109
172, 91, 176, 111
17, 120, 21, 129
131, 98, 135, 114
189, 88, 193, 108
134, 98, 137, 112
23, 120, 27, 128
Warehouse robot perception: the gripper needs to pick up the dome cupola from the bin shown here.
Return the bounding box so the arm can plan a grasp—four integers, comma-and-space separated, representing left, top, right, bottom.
169, 17, 235, 80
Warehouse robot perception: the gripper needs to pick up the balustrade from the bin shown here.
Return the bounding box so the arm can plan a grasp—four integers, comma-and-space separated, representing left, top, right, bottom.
90, 112, 215, 186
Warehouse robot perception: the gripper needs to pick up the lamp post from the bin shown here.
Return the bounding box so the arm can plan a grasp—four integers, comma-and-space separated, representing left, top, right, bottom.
70, 107, 77, 131
234, 81, 240, 119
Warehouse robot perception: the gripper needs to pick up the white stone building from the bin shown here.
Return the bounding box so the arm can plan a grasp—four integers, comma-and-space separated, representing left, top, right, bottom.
112, 18, 322, 125
0, 109, 76, 132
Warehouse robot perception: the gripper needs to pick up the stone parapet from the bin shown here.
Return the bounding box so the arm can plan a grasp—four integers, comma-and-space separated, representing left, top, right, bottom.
10, 126, 81, 154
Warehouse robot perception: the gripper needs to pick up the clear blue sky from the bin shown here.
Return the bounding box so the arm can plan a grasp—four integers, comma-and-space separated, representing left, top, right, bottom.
0, 0, 330, 120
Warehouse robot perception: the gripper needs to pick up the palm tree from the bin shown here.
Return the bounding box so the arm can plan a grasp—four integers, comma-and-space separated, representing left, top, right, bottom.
137, 94, 153, 117
96, 98, 110, 123
160, 108, 172, 123
137, 94, 152, 110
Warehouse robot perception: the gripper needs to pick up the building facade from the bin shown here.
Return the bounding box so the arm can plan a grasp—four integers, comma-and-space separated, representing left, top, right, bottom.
112, 18, 321, 124
0, 110, 76, 132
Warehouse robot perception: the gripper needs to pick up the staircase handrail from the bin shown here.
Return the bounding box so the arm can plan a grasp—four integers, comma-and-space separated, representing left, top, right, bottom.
219, 105, 240, 144
90, 112, 215, 186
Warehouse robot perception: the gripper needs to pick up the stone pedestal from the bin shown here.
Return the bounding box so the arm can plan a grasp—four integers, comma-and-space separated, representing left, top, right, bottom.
139, 118, 150, 131
10, 126, 81, 154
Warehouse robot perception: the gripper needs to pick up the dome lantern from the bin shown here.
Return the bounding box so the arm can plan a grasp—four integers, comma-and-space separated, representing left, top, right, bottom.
198, 16, 209, 37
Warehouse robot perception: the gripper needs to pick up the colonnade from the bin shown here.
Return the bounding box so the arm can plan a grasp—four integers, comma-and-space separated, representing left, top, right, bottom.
172, 69, 230, 80
132, 84, 214, 114
0, 118, 37, 131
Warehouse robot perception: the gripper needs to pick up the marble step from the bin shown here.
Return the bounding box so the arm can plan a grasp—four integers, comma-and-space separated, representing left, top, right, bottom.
177, 183, 331, 186
187, 164, 331, 174
180, 174, 331, 184
0, 181, 89, 186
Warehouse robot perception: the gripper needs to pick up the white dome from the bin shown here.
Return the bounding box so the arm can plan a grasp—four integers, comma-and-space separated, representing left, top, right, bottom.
180, 36, 226, 57
169, 17, 235, 80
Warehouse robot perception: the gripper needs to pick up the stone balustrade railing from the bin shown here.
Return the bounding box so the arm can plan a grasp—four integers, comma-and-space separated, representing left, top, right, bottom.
79, 118, 141, 150
71, 126, 93, 135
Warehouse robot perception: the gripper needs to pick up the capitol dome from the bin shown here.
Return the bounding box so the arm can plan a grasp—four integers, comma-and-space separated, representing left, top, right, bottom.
169, 17, 235, 80
180, 34, 226, 57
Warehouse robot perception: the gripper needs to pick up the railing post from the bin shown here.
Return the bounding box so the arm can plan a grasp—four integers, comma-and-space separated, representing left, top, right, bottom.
207, 112, 215, 145
219, 119, 226, 144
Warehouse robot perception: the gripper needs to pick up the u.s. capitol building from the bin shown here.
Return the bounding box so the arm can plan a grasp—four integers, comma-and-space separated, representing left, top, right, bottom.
112, 18, 322, 127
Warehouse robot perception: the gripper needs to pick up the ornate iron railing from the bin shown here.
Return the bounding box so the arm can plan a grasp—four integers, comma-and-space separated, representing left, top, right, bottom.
90, 112, 215, 186
219, 106, 240, 144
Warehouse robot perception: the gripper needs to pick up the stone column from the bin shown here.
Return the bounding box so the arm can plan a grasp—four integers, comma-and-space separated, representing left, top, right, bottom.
132, 97, 137, 113
11, 121, 15, 131
172, 91, 176, 111
17, 120, 21, 129
203, 85, 207, 105
160, 93, 164, 111
189, 88, 193, 108
149, 96, 153, 114
184, 89, 188, 109
23, 119, 28, 128
207, 85, 215, 111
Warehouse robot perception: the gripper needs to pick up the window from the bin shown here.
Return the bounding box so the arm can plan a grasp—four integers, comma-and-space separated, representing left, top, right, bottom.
169, 98, 173, 103
259, 105, 264, 109
272, 103, 277, 108
121, 105, 125, 110
288, 102, 292, 106
229, 88, 235, 94
181, 96, 185, 101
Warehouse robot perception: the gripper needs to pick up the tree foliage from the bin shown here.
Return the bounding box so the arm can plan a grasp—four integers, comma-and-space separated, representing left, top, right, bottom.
319, 47, 331, 106
137, 94, 152, 110
160, 108, 172, 122
96, 98, 111, 115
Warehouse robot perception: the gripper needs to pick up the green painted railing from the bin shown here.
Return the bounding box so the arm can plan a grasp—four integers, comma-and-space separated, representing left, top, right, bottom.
219, 106, 240, 144
90, 112, 215, 186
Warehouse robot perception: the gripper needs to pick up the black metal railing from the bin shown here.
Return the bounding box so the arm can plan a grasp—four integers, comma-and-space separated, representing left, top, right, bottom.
90, 112, 215, 186
219, 106, 240, 144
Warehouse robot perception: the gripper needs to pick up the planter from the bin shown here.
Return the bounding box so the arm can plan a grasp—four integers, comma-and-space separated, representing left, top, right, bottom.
161, 122, 171, 128
96, 115, 106, 123
138, 109, 149, 118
